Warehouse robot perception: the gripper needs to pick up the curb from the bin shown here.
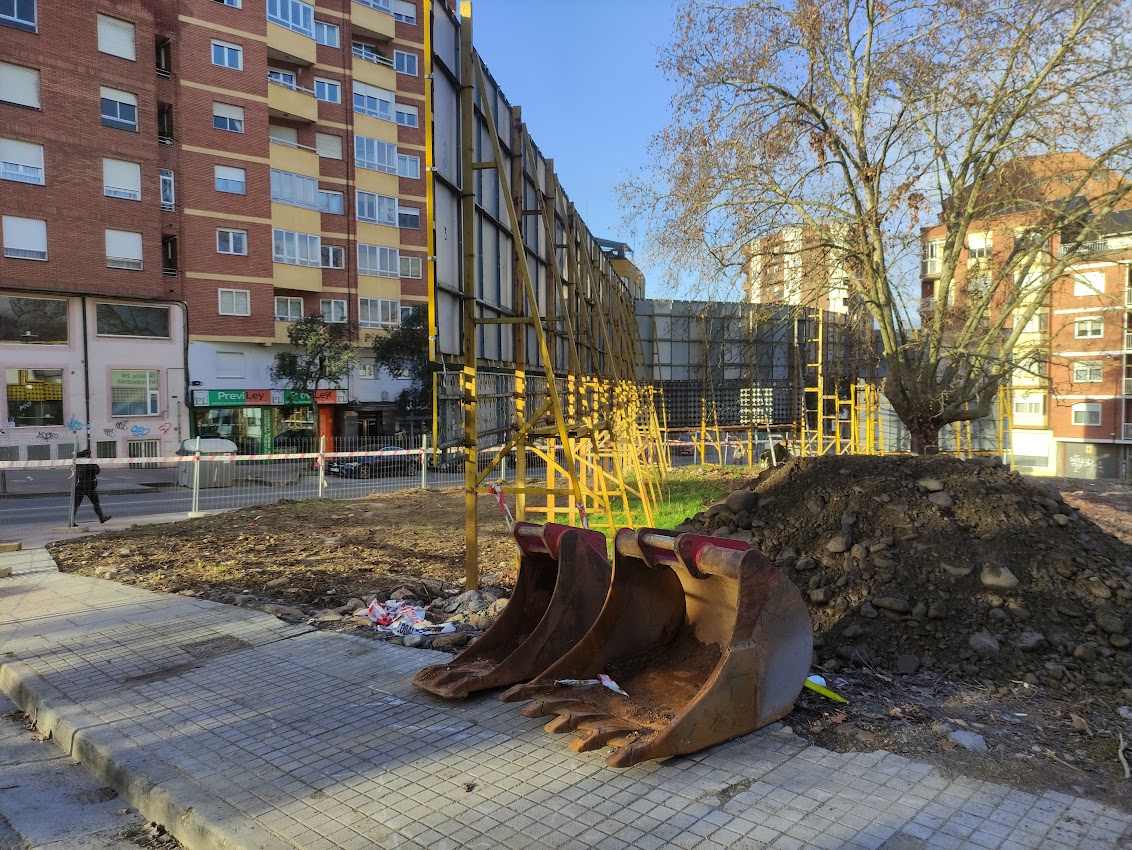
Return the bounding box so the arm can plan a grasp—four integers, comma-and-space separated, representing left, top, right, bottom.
0, 660, 295, 850
0, 487, 163, 500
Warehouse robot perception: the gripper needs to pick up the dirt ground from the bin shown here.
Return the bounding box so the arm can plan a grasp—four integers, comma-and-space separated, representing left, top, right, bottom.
49, 463, 1132, 810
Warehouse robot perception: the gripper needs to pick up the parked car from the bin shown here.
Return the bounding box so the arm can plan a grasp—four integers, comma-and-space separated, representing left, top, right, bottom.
328, 446, 420, 478
672, 432, 696, 456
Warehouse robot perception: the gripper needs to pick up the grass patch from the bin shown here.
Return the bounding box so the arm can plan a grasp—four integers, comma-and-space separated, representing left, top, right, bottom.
606, 467, 748, 531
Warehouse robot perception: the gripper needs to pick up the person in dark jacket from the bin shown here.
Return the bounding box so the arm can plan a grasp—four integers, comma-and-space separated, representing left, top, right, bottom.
73, 449, 111, 524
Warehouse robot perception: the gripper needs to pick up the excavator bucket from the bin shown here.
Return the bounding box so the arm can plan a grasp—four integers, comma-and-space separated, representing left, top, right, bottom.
500, 528, 812, 768
413, 521, 612, 699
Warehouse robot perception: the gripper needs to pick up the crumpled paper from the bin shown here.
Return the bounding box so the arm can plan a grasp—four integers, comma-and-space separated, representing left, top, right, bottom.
553, 673, 629, 696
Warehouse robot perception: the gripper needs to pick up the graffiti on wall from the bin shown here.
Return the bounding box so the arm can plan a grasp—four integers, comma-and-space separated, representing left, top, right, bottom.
67, 414, 85, 432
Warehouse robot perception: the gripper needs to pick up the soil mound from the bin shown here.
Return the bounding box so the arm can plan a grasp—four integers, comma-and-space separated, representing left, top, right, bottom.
676, 454, 1132, 704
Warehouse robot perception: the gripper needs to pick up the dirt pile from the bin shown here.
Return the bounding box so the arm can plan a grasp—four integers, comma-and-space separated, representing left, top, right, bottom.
675, 454, 1132, 704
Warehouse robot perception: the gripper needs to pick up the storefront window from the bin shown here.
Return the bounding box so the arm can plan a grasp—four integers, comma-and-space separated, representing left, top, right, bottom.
5, 368, 64, 427
110, 370, 159, 416
0, 295, 68, 343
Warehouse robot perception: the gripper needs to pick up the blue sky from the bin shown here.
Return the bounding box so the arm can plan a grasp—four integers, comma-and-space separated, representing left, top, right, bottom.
469, 1, 680, 297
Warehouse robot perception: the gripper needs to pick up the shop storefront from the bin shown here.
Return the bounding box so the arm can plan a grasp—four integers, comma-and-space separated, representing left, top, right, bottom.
190, 388, 344, 453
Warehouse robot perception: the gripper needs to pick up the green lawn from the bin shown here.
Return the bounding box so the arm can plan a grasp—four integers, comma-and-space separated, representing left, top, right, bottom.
609, 467, 748, 531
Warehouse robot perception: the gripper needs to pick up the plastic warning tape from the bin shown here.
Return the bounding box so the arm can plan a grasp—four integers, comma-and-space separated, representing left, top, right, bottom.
0, 448, 426, 470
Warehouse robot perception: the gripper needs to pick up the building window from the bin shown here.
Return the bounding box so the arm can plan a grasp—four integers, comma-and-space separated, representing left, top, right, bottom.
397, 206, 419, 228
160, 169, 175, 210
2, 215, 47, 260
318, 190, 343, 215
5, 368, 63, 426
967, 232, 991, 260
275, 296, 303, 321
1073, 271, 1106, 297
100, 87, 138, 131
315, 132, 342, 159
355, 136, 396, 173
1074, 316, 1103, 338
1072, 361, 1103, 383
272, 228, 320, 267
267, 0, 314, 38
353, 82, 394, 121
394, 104, 418, 127
0, 0, 36, 31
110, 370, 159, 416
357, 243, 398, 277
358, 363, 375, 379
356, 190, 397, 225
394, 50, 417, 75
95, 303, 170, 337
356, 0, 391, 11
1071, 403, 1102, 426
320, 298, 346, 323
397, 153, 419, 178
270, 168, 318, 208
213, 102, 245, 133
97, 14, 136, 61
314, 19, 339, 47
0, 137, 44, 184
105, 229, 143, 270
214, 164, 246, 194
320, 245, 344, 268
392, 0, 416, 23
359, 297, 400, 328
268, 68, 296, 88
215, 352, 245, 379
214, 0, 241, 7
1012, 393, 1045, 416
102, 158, 141, 200
921, 238, 942, 276
269, 124, 298, 146
399, 255, 422, 278
216, 228, 247, 255
219, 288, 250, 316
210, 38, 243, 69
313, 77, 340, 103
0, 295, 67, 343
0, 62, 39, 108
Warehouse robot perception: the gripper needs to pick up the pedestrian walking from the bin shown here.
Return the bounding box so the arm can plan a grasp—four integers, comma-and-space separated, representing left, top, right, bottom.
73, 449, 111, 524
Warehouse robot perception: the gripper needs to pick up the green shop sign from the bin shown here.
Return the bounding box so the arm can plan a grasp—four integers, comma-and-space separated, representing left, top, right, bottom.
191, 389, 341, 407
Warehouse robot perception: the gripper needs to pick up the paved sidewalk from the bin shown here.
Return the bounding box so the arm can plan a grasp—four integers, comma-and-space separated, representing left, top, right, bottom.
0, 548, 1129, 850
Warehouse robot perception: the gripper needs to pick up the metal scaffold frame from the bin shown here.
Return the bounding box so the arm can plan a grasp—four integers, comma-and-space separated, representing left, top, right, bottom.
443, 3, 661, 589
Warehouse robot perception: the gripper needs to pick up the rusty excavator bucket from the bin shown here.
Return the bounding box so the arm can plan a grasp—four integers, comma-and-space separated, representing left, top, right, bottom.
412, 521, 612, 699
500, 528, 813, 768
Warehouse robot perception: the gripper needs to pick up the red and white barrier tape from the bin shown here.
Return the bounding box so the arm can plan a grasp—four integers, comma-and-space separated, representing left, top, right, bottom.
487, 484, 514, 530
0, 448, 427, 470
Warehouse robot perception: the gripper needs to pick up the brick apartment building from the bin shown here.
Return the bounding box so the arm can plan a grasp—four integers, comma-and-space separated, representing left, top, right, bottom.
919, 153, 1132, 478
742, 225, 853, 315
1, 0, 427, 459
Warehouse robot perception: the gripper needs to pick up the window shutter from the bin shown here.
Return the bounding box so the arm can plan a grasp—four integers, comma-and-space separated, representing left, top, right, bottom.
103, 159, 141, 193
215, 165, 245, 182
213, 102, 245, 121
354, 81, 393, 101
269, 125, 298, 145
392, 0, 415, 20
0, 138, 44, 168
2, 216, 47, 252
0, 62, 41, 108
97, 15, 136, 61
315, 132, 342, 158
100, 86, 138, 108
105, 229, 143, 260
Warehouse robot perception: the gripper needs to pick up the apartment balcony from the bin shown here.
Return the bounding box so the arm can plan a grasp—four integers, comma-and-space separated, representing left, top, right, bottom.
351, 48, 396, 89
1126, 286, 1132, 306
920, 296, 935, 312
1126, 330, 1132, 351
1125, 423, 1132, 440
274, 320, 296, 344
1124, 377, 1132, 396
271, 202, 321, 234
269, 138, 319, 177
268, 77, 317, 123
1058, 239, 1109, 258
267, 22, 317, 66
352, 0, 395, 41
273, 262, 322, 292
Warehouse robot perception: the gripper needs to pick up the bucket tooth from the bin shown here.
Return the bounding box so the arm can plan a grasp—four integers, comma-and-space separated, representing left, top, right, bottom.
501, 528, 813, 768
413, 522, 611, 699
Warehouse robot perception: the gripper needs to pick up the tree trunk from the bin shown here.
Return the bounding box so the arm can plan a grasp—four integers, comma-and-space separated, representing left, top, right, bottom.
908, 419, 942, 455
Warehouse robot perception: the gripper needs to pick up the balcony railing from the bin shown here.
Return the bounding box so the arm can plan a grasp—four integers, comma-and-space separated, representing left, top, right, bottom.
268, 75, 316, 97
1124, 422, 1132, 440
920, 296, 935, 312
1058, 239, 1109, 257
157, 134, 173, 146
1125, 377, 1132, 397
1126, 330, 1132, 351
156, 67, 172, 79
352, 44, 393, 66
162, 267, 178, 277
1126, 286, 1132, 306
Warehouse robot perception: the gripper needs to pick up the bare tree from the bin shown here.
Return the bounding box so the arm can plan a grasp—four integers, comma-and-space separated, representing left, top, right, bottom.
626, 0, 1132, 451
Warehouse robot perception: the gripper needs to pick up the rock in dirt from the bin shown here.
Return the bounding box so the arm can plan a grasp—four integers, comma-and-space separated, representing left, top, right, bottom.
895, 654, 920, 674
918, 478, 945, 493
1014, 630, 1045, 652
1096, 612, 1125, 635
980, 565, 1019, 590
928, 492, 954, 510
432, 632, 471, 650
948, 730, 989, 752
725, 490, 758, 514
968, 632, 1001, 655
263, 604, 306, 619
873, 596, 911, 615
826, 533, 852, 554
